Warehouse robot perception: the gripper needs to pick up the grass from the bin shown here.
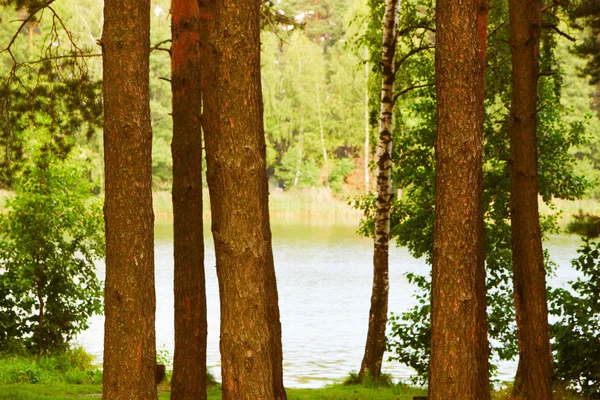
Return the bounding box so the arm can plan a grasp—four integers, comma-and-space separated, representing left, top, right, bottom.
0, 348, 102, 386
154, 187, 363, 225
0, 382, 589, 399
0, 383, 425, 399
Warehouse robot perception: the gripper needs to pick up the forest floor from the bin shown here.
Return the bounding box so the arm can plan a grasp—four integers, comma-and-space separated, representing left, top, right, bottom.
0, 382, 588, 399
0, 382, 427, 399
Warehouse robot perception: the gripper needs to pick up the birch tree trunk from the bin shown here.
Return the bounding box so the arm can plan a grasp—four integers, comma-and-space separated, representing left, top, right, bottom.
365, 60, 370, 194
316, 83, 328, 165
359, 0, 399, 381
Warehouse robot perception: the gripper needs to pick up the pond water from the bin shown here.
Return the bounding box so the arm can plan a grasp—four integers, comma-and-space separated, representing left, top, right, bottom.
76, 219, 583, 388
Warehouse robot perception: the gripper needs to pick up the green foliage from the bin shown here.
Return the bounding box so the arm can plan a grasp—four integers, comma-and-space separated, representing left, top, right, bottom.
549, 238, 600, 398
275, 147, 321, 188
0, 153, 104, 353
567, 210, 600, 238
0, 5, 103, 188
328, 157, 355, 193
352, 0, 591, 384
386, 274, 430, 386
342, 371, 394, 387
0, 347, 101, 385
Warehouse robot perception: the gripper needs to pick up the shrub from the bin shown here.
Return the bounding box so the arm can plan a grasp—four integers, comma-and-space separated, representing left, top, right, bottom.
550, 237, 600, 398
0, 154, 104, 353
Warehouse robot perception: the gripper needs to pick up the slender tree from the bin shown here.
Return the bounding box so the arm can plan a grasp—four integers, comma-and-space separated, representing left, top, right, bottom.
101, 0, 157, 396
428, 0, 491, 397
508, 0, 553, 397
359, 0, 400, 381
170, 0, 207, 397
198, 0, 287, 397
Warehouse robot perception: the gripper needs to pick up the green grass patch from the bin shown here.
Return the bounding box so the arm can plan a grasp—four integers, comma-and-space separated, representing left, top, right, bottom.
0, 383, 424, 399
286, 384, 426, 399
0, 348, 102, 385
0, 383, 102, 399
0, 382, 588, 399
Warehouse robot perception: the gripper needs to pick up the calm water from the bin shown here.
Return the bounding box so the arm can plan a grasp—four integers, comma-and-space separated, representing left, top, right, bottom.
76, 219, 583, 388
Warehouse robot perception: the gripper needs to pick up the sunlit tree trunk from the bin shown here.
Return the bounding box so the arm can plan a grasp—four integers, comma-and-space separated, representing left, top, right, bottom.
359, 0, 399, 381
428, 0, 490, 398
364, 55, 370, 194
198, 0, 287, 397
101, 0, 157, 396
170, 0, 207, 396
508, 0, 553, 397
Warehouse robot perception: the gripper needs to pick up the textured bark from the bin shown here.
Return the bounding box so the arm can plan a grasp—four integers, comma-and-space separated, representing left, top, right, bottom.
101, 0, 157, 397
428, 0, 490, 397
198, 0, 287, 397
508, 0, 553, 398
170, 0, 207, 397
359, 0, 399, 381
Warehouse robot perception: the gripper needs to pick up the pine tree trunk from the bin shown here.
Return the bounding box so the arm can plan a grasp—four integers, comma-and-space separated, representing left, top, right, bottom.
428, 0, 490, 398
359, 0, 399, 381
170, 0, 207, 396
101, 0, 157, 396
198, 0, 287, 397
508, 0, 553, 397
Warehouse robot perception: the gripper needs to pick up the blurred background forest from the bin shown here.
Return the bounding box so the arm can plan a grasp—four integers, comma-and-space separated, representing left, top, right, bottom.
1, 0, 596, 201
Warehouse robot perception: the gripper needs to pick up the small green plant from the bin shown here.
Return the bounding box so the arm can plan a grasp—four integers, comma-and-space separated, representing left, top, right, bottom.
342, 371, 394, 387
0, 153, 104, 354
549, 237, 600, 398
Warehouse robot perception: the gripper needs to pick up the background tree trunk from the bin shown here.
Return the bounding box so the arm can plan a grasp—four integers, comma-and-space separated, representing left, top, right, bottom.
198, 0, 287, 397
359, 0, 399, 382
101, 0, 157, 396
508, 0, 553, 397
170, 0, 207, 396
428, 0, 490, 398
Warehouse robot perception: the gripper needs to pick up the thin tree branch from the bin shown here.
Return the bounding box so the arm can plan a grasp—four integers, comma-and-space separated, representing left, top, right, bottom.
536, 104, 547, 114
393, 82, 435, 103
397, 25, 436, 36
542, 23, 576, 41
393, 45, 434, 76
1, 0, 56, 58
150, 39, 172, 54
541, 0, 560, 14
487, 21, 506, 38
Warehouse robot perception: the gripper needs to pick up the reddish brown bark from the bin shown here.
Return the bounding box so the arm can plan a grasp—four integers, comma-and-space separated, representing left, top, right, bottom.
101, 0, 157, 396
170, 0, 207, 397
359, 0, 399, 381
198, 0, 287, 397
429, 0, 490, 398
508, 0, 553, 398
